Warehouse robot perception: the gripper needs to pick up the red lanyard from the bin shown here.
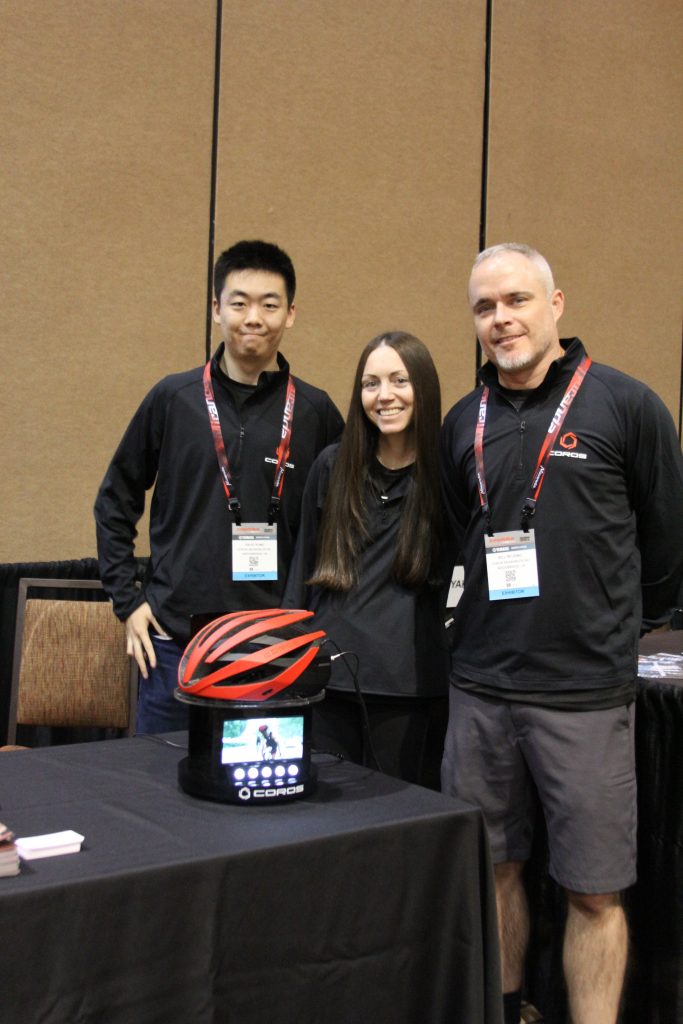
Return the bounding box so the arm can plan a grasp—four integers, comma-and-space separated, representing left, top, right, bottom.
474, 355, 592, 533
202, 361, 296, 525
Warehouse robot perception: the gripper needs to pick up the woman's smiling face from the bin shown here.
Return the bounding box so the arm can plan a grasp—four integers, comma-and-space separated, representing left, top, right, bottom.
360, 343, 415, 437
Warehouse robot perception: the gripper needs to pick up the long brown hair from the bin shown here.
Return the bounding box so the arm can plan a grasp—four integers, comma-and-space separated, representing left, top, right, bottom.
310, 331, 442, 591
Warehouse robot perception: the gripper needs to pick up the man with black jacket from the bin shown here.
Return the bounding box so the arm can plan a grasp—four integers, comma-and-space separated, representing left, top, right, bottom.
440, 242, 683, 1024
95, 240, 343, 733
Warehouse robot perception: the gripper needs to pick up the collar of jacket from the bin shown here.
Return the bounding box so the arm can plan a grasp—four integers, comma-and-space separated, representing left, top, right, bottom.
210, 342, 291, 393
368, 458, 414, 503
478, 337, 587, 397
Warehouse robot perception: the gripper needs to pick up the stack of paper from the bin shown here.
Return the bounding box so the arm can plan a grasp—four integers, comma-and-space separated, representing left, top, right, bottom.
638, 651, 683, 679
0, 821, 20, 877
15, 830, 84, 860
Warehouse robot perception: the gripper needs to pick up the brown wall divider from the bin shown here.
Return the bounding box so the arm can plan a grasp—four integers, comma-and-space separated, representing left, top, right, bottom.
211, 1, 485, 421
484, 0, 683, 418
1, 2, 216, 560
1, 1, 680, 562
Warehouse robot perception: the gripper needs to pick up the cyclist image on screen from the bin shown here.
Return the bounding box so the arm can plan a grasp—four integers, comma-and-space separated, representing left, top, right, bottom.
256, 724, 281, 760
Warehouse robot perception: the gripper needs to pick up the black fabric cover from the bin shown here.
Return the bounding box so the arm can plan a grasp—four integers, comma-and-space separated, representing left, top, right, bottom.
523, 631, 683, 1023
0, 738, 503, 1024
623, 633, 683, 1024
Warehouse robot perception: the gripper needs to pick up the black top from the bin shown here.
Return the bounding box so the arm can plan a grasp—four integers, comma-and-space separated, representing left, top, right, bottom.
440, 338, 683, 709
282, 444, 451, 697
94, 345, 344, 641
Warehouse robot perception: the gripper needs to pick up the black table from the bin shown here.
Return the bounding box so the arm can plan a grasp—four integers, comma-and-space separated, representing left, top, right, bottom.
623, 630, 683, 1024
524, 631, 683, 1024
0, 736, 502, 1024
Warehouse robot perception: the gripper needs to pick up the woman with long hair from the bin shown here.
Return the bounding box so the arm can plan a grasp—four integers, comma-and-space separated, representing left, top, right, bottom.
282, 331, 451, 788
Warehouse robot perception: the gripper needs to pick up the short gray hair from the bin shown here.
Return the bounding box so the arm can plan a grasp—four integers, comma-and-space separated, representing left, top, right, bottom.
472, 243, 556, 296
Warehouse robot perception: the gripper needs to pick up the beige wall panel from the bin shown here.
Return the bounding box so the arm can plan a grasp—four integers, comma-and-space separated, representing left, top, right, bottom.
1, 1, 216, 562
213, 0, 486, 418
485, 0, 682, 423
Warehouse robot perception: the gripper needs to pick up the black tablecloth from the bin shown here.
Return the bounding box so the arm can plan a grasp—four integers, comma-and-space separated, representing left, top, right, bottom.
0, 737, 502, 1024
623, 631, 683, 1024
524, 631, 683, 1024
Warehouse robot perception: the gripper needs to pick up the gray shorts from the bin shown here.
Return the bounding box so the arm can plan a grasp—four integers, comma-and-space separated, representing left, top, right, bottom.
441, 686, 637, 893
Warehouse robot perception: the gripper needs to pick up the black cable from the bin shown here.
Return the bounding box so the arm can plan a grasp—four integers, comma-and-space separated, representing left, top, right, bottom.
475, 0, 494, 383
323, 640, 383, 773
138, 733, 188, 750
204, 0, 223, 361
678, 322, 682, 440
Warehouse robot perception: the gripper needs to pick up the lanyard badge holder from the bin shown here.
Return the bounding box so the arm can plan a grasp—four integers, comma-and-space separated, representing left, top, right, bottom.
474, 356, 591, 601
203, 363, 296, 582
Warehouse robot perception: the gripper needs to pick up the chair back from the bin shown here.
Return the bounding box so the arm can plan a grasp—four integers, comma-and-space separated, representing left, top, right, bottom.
6, 578, 137, 744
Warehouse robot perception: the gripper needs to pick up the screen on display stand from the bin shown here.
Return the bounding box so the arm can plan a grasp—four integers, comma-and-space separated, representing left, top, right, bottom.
178, 700, 318, 804
221, 715, 304, 764
177, 611, 325, 804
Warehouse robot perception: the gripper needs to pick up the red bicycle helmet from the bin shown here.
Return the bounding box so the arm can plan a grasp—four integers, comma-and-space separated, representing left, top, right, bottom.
177, 608, 329, 702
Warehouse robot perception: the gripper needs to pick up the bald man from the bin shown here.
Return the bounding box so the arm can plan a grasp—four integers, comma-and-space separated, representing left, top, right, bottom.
440, 242, 683, 1024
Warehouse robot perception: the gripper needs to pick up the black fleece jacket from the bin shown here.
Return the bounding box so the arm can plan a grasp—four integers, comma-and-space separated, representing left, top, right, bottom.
282, 444, 451, 697
440, 338, 683, 703
95, 345, 343, 641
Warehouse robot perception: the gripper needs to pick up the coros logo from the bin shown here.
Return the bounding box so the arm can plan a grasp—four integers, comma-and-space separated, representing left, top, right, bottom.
550, 432, 587, 460
237, 784, 305, 801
